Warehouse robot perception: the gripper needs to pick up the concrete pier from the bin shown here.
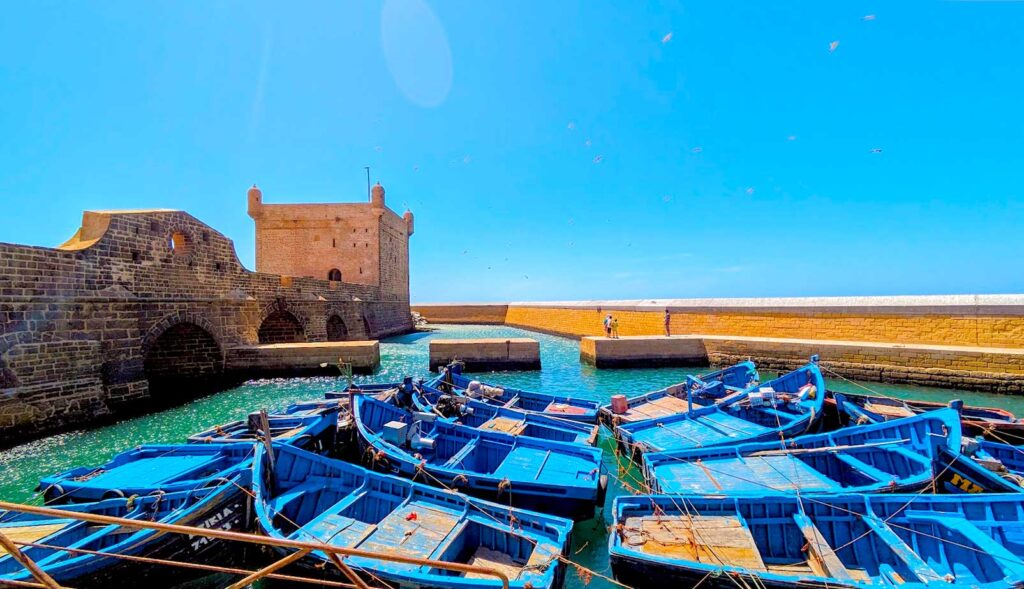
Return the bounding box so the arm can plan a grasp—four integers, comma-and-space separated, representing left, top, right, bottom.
429, 338, 541, 371
580, 336, 709, 368
226, 341, 380, 377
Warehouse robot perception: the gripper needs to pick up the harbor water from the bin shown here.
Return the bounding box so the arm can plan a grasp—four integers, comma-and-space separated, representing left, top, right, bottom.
1, 324, 1019, 589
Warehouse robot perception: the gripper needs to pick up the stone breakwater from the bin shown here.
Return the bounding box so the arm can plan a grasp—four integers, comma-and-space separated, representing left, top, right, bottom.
0, 208, 413, 445
413, 296, 1024, 394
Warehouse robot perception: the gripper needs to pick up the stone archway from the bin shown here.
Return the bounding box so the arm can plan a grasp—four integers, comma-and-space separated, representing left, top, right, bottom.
143, 321, 224, 397
326, 315, 348, 341
258, 310, 306, 344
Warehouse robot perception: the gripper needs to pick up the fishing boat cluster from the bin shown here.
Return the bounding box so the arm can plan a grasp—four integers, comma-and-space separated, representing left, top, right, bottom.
5, 356, 1024, 588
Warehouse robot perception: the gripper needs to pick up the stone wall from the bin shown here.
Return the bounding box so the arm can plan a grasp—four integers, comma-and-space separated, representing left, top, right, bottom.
248, 183, 413, 297
412, 304, 509, 324
414, 298, 1024, 394
0, 208, 414, 445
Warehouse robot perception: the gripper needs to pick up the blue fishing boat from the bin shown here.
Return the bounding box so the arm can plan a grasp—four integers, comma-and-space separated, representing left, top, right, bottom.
351, 392, 608, 520
38, 443, 254, 504
614, 357, 826, 455
187, 406, 338, 451
1, 474, 250, 588
253, 443, 572, 589
598, 361, 759, 426
932, 436, 1024, 493
427, 363, 601, 424
610, 492, 1024, 588
830, 390, 1024, 443
364, 377, 601, 446
643, 408, 960, 495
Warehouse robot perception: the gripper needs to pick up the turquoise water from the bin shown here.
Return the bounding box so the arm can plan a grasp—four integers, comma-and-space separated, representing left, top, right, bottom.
1, 323, 1019, 588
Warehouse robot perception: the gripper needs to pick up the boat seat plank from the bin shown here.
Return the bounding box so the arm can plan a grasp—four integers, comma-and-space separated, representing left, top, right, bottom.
354, 502, 462, 570
621, 515, 767, 571
792, 513, 853, 580
302, 514, 377, 548
652, 455, 835, 494
480, 417, 527, 435
493, 446, 588, 483
631, 413, 771, 451
864, 402, 914, 419
86, 455, 214, 487
443, 440, 480, 469
0, 523, 71, 556
863, 516, 945, 583
834, 454, 894, 484
545, 402, 588, 416
464, 546, 525, 580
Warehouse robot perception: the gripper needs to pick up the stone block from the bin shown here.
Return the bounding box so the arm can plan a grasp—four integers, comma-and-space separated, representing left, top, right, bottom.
429, 338, 540, 371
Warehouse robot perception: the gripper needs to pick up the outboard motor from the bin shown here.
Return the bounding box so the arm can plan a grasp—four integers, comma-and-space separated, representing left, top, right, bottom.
394, 376, 416, 409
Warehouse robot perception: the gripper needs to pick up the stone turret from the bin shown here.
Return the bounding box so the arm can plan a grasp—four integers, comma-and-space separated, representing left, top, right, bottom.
247, 184, 263, 218
371, 182, 385, 209
403, 209, 415, 236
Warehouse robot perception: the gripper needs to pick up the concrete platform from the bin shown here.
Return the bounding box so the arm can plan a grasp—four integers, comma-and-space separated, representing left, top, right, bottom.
429, 338, 541, 371
580, 336, 709, 368
226, 341, 380, 377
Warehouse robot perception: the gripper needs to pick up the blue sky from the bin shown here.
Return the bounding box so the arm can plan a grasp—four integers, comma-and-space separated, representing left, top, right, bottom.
1, 1, 1022, 302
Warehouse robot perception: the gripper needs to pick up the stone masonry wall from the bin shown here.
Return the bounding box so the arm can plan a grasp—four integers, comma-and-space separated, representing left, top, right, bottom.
0, 207, 414, 445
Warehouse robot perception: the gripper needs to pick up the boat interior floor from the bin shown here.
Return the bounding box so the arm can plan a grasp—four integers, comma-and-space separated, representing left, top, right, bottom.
652, 455, 837, 493
618, 396, 692, 423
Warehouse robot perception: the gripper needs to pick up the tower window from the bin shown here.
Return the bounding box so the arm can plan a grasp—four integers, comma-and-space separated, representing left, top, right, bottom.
328, 268, 342, 282
332, 238, 336, 248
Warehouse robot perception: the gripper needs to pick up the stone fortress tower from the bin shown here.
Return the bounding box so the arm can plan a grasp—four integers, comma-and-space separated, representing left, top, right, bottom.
247, 182, 414, 298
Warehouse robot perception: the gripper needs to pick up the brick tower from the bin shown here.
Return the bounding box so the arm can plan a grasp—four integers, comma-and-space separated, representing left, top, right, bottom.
247, 183, 414, 298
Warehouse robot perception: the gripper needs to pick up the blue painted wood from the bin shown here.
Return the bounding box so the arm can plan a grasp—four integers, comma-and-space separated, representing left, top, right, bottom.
37, 443, 255, 504
186, 405, 338, 451
831, 390, 1024, 443
253, 443, 573, 589
615, 358, 826, 455
610, 493, 1024, 589
426, 364, 601, 424
351, 378, 601, 446
643, 408, 961, 495
350, 393, 607, 520
0, 474, 250, 587
598, 361, 760, 426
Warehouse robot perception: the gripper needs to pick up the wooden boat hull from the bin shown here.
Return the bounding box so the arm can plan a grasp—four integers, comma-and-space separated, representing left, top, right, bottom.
409, 381, 600, 446
610, 493, 1024, 589
351, 393, 607, 521
253, 443, 574, 589
614, 359, 826, 456
643, 408, 960, 495
38, 443, 255, 504
598, 361, 760, 427
1, 477, 251, 588
186, 406, 338, 452
431, 364, 601, 424
829, 391, 1024, 443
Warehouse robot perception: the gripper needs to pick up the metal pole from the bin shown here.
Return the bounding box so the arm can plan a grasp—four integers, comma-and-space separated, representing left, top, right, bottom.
0, 530, 64, 589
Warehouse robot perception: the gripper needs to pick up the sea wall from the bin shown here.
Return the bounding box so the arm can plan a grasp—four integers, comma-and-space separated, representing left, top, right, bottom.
0, 209, 414, 445
414, 297, 1024, 393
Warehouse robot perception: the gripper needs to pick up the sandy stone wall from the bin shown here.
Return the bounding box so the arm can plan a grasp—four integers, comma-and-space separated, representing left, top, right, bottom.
0, 207, 413, 445
415, 299, 1024, 394
500, 298, 1024, 348
412, 304, 509, 324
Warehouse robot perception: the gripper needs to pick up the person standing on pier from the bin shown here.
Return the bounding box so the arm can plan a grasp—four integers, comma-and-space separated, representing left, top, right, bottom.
610, 315, 620, 338
603, 314, 613, 337
664, 309, 671, 336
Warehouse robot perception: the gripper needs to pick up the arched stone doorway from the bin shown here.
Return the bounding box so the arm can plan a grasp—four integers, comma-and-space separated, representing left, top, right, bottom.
144, 322, 223, 397
326, 315, 348, 341
258, 310, 306, 344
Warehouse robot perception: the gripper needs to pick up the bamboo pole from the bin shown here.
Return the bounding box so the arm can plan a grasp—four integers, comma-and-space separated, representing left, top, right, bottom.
328, 554, 373, 589
15, 540, 357, 588
0, 501, 510, 589
224, 548, 311, 589
0, 531, 64, 589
